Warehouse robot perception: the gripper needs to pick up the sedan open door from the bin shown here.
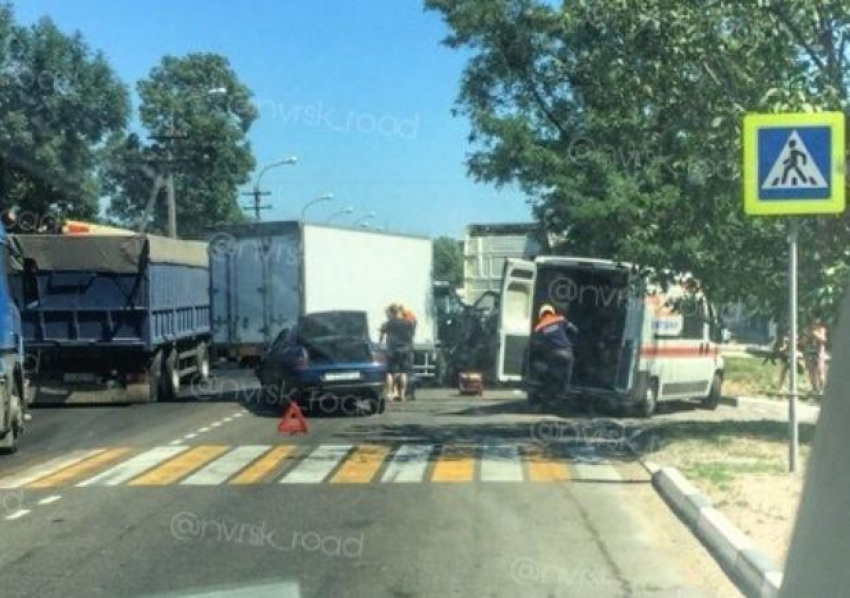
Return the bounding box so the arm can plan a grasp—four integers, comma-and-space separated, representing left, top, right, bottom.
497, 258, 537, 381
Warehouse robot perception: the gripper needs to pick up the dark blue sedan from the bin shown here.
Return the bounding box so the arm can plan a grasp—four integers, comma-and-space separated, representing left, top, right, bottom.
256, 311, 387, 415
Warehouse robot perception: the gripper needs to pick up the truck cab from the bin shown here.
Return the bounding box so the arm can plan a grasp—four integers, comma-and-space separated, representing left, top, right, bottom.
0, 224, 25, 452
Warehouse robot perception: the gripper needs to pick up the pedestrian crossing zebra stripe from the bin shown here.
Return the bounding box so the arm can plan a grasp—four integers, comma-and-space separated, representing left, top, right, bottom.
0, 443, 628, 489
77, 446, 189, 487
182, 445, 272, 486
0, 449, 105, 489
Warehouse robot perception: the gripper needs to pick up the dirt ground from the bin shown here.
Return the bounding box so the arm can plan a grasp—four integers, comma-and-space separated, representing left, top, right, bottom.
648, 429, 810, 569
719, 472, 804, 566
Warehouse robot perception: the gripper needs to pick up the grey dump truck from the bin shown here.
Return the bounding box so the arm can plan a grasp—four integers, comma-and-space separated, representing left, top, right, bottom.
10, 234, 211, 404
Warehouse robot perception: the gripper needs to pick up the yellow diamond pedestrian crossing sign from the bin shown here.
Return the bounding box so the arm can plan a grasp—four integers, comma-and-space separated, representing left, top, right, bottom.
743, 112, 845, 215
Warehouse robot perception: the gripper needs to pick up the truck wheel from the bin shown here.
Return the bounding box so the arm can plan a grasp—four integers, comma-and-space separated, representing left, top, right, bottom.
148, 350, 163, 402
194, 342, 210, 383
0, 382, 23, 454
701, 372, 723, 410
163, 349, 181, 400
636, 379, 658, 418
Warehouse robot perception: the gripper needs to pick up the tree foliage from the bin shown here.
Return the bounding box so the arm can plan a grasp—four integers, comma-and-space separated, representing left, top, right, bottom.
0, 3, 129, 224
104, 53, 257, 238
433, 235, 464, 286
426, 0, 850, 328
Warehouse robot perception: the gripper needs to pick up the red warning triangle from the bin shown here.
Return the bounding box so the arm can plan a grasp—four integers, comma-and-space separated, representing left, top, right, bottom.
278, 402, 309, 435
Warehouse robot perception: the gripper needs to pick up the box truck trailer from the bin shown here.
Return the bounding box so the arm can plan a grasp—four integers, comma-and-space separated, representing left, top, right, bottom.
463, 223, 541, 305
10, 234, 211, 404
209, 221, 439, 378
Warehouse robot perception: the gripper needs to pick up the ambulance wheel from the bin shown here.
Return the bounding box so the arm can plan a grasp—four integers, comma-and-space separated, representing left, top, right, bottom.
636, 379, 658, 418
701, 372, 723, 410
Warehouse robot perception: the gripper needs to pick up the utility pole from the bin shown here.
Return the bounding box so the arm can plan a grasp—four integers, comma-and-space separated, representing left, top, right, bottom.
149, 114, 187, 238
241, 187, 272, 221
242, 157, 298, 221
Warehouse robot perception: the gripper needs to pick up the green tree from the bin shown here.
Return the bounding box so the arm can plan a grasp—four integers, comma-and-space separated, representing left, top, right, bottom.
426, 0, 850, 328
0, 4, 129, 225
104, 53, 257, 238
433, 236, 464, 286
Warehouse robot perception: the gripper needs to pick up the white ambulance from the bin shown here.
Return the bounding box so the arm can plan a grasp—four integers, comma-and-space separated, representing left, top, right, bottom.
497, 256, 724, 416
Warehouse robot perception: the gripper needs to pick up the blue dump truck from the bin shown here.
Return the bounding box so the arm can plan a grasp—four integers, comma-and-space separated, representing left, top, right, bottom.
0, 224, 25, 452
10, 233, 211, 404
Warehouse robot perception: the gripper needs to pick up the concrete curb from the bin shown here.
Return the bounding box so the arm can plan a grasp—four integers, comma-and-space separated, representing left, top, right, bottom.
720, 395, 739, 407
651, 466, 783, 597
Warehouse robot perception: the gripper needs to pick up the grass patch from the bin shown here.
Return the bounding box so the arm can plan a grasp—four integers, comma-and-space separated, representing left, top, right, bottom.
723, 356, 815, 398
644, 419, 813, 492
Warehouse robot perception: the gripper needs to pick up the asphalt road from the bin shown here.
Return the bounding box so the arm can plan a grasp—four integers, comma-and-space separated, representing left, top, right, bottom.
0, 370, 743, 598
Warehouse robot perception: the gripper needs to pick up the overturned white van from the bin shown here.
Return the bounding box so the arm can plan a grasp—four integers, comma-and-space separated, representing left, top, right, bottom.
497, 256, 724, 416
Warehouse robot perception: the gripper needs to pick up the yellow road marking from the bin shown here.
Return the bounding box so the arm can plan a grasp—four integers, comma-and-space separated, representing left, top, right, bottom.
229, 445, 297, 485
129, 446, 229, 486
331, 445, 391, 484
525, 449, 571, 482
431, 446, 476, 482
27, 448, 133, 488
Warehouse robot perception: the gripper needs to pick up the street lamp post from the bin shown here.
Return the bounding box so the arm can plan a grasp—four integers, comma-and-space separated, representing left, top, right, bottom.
242, 156, 298, 221
354, 211, 376, 228
300, 193, 334, 221
326, 205, 354, 224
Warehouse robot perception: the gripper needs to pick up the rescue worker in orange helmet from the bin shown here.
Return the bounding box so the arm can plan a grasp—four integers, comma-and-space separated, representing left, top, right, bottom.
531, 303, 579, 397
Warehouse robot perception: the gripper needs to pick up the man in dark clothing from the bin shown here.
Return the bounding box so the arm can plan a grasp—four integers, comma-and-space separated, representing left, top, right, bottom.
380, 304, 414, 401
531, 304, 579, 397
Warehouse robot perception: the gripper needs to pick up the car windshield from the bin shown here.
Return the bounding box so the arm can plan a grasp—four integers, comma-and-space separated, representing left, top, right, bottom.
1, 1, 846, 597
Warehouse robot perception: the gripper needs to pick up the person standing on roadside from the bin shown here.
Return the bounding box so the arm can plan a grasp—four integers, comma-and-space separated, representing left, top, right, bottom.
380, 304, 414, 402
811, 320, 829, 393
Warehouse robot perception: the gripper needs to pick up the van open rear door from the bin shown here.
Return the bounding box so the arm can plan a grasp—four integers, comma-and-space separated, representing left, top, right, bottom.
615, 278, 644, 394
497, 259, 537, 381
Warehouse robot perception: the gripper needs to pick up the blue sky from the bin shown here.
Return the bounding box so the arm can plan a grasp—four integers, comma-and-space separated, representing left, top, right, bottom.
14, 0, 532, 238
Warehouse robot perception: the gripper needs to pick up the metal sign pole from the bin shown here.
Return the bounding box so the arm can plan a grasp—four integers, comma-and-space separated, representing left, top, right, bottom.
788, 218, 799, 473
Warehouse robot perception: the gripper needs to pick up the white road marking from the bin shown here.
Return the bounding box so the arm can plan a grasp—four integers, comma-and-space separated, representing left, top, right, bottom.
381, 444, 433, 483
281, 445, 352, 484
233, 412, 244, 418
198, 427, 210, 433
569, 446, 622, 481
210, 422, 222, 428
168, 440, 182, 446
0, 449, 104, 489
77, 446, 188, 486
222, 417, 233, 423
181, 445, 271, 485
184, 433, 198, 440
5, 509, 30, 520
37, 495, 61, 505
480, 445, 524, 482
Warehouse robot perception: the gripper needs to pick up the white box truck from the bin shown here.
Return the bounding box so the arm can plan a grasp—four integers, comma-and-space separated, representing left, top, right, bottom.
209, 221, 438, 378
